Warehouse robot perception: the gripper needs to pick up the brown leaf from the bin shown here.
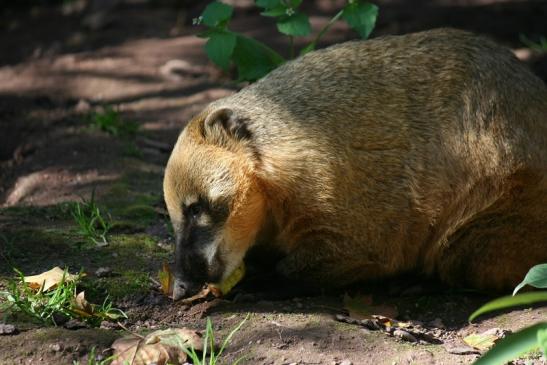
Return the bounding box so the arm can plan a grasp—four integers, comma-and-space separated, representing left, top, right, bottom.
24, 267, 79, 292
463, 329, 507, 351
111, 328, 203, 365
158, 262, 174, 296
343, 294, 399, 320
179, 284, 222, 304
72, 291, 94, 318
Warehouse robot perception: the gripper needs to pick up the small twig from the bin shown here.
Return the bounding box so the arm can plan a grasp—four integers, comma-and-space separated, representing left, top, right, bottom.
117, 321, 145, 339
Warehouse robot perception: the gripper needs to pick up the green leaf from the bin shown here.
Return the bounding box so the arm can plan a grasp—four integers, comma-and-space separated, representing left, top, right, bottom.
201, 1, 234, 28
474, 323, 547, 365
342, 1, 378, 39
255, 0, 282, 9
204, 31, 237, 71
261, 7, 287, 17
469, 292, 547, 322
513, 264, 547, 296
232, 35, 285, 81
276, 12, 311, 36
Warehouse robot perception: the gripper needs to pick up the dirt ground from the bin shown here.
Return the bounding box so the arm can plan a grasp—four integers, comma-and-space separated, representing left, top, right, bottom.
1, 0, 546, 364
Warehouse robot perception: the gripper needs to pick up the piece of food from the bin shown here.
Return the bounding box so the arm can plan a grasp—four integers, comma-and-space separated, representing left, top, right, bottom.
211, 262, 246, 295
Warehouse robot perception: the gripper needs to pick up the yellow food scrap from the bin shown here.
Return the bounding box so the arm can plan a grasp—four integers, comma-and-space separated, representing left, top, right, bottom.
158, 262, 174, 296
212, 262, 246, 295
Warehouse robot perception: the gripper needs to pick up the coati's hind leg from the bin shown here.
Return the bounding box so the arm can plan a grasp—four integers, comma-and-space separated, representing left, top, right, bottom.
436, 178, 547, 292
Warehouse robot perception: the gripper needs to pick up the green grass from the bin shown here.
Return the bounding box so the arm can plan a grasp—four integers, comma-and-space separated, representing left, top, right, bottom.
71, 191, 112, 247
184, 315, 249, 365
0, 268, 126, 327
89, 107, 138, 138
520, 34, 547, 52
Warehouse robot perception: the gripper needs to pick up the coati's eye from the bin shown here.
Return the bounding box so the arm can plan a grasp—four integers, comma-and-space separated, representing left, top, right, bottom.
188, 203, 202, 218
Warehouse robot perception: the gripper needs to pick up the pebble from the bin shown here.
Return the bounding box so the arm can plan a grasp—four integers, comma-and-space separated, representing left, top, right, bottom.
95, 267, 112, 277
74, 99, 91, 113
446, 346, 481, 355
49, 343, 63, 352
428, 318, 445, 329
100, 321, 118, 330
361, 318, 380, 330
393, 329, 417, 342
481, 327, 511, 338
0, 324, 17, 335
339, 360, 353, 365
64, 319, 87, 330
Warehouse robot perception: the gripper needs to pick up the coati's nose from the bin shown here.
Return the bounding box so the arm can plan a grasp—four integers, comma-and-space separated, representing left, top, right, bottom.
172, 279, 187, 301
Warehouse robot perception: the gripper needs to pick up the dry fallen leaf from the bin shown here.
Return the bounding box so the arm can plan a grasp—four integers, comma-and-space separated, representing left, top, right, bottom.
111, 328, 203, 365
179, 284, 222, 304
24, 267, 79, 292
343, 294, 399, 320
463, 333, 498, 351
463, 328, 508, 351
158, 262, 174, 296
71, 291, 94, 318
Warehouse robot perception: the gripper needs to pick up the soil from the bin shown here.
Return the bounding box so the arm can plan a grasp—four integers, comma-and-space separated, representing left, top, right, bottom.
1, 1, 546, 364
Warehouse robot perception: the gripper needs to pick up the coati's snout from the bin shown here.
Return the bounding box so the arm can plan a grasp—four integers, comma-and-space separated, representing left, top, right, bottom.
164, 108, 266, 300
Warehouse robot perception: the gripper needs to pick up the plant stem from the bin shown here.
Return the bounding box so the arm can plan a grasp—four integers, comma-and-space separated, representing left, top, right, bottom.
289, 35, 295, 59
308, 9, 344, 50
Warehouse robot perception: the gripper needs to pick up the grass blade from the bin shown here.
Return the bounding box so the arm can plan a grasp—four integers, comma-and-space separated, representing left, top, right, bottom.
216, 314, 249, 358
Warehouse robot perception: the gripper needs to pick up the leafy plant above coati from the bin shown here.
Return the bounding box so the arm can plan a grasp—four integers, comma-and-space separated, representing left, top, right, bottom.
195, 0, 378, 81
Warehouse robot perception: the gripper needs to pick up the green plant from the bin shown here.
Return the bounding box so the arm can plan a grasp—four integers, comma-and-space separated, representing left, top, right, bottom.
196, 0, 378, 81
0, 268, 126, 327
520, 34, 547, 52
89, 106, 138, 138
183, 315, 249, 365
72, 191, 112, 247
470, 263, 547, 365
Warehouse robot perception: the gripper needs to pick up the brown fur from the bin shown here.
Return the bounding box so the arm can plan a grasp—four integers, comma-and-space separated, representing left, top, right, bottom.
164, 28, 547, 293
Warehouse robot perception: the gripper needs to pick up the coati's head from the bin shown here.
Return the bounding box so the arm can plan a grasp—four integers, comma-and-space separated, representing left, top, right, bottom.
164, 107, 266, 300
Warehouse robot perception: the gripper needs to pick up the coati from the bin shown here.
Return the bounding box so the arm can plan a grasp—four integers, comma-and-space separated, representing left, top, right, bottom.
163, 28, 547, 300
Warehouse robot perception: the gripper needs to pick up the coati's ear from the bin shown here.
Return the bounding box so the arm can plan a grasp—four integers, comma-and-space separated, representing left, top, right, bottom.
203, 108, 251, 145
